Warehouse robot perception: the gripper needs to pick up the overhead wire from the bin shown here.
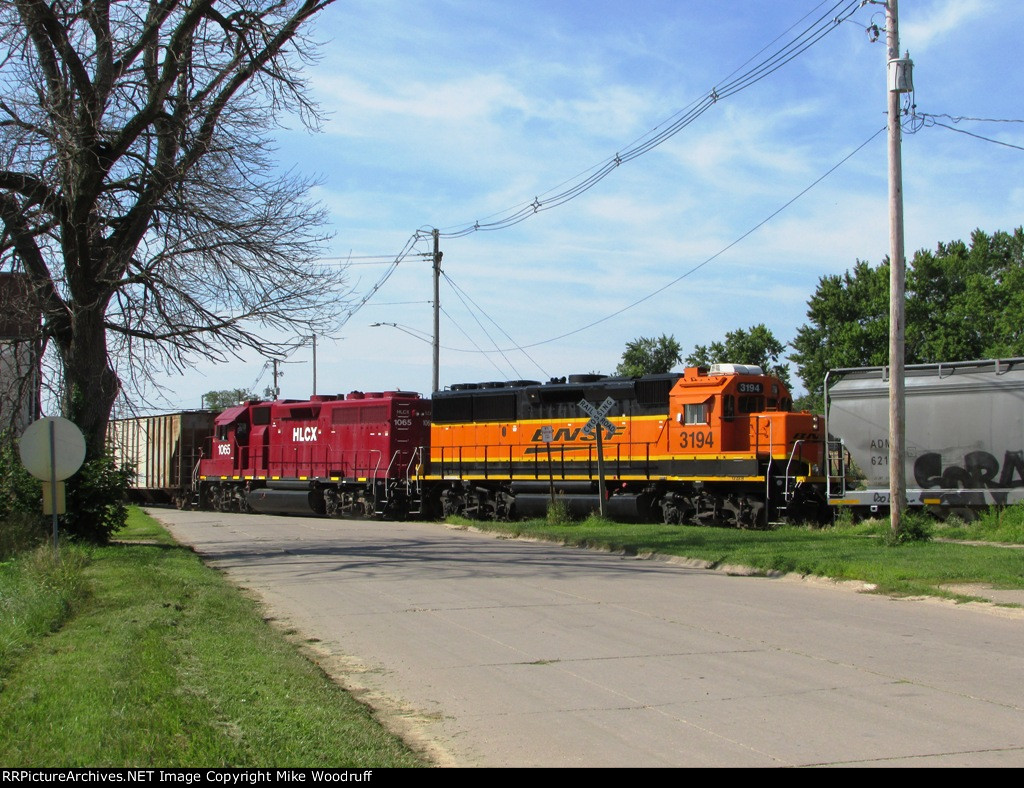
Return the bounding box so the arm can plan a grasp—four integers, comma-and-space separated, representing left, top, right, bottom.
432, 0, 863, 239
913, 112, 1024, 153
433, 125, 887, 354
440, 275, 523, 379
343, 1, 867, 345
438, 305, 515, 379
444, 272, 548, 378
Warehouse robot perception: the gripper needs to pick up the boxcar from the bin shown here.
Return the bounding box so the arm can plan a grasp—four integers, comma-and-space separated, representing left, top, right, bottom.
108, 410, 217, 507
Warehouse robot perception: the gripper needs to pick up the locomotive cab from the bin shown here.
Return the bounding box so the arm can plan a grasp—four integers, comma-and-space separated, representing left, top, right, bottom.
669, 364, 823, 473
204, 403, 255, 476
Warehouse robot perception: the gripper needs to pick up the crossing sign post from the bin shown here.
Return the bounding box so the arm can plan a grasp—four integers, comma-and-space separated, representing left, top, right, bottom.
577, 397, 616, 518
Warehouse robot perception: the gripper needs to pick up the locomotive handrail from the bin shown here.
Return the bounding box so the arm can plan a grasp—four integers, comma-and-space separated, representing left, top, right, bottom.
782, 439, 807, 504
404, 447, 424, 502
755, 416, 774, 519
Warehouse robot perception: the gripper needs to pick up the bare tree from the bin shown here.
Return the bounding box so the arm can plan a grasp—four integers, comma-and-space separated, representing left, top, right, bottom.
0, 0, 345, 455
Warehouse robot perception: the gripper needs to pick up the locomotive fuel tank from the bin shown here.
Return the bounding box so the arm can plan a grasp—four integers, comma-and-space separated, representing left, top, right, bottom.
826, 358, 1024, 514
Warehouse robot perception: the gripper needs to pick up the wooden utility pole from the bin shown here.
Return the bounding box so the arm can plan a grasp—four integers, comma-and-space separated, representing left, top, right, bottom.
886, 0, 910, 536
432, 228, 441, 393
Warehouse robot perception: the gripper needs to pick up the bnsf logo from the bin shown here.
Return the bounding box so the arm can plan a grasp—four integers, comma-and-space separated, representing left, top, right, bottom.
292, 427, 320, 442
530, 427, 611, 442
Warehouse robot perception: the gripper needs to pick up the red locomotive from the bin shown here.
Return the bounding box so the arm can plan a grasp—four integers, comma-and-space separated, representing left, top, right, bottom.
197, 391, 431, 518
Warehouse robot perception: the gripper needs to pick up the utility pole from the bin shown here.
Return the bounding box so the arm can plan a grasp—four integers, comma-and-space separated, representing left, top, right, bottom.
886, 0, 912, 536
271, 358, 281, 399
432, 228, 441, 393
311, 334, 318, 396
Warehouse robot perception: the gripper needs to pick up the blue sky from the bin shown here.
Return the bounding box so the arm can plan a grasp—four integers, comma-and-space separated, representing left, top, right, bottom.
150, 0, 1024, 409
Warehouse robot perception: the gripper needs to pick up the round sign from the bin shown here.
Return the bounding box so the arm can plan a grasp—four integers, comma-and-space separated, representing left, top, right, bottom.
19, 417, 87, 482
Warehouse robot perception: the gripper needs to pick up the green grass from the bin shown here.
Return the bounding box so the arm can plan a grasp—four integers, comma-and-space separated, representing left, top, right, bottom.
4, 501, 1022, 766
0, 511, 426, 768
453, 509, 1024, 599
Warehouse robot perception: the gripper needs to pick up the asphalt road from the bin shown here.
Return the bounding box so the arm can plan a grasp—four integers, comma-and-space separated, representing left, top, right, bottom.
150, 509, 1024, 768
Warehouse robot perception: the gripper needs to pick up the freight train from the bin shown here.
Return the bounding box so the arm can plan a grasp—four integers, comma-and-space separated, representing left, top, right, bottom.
107, 358, 1024, 525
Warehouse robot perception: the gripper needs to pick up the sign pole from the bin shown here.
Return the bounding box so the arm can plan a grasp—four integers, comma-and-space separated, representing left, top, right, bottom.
48, 419, 59, 560
19, 416, 87, 564
578, 397, 616, 519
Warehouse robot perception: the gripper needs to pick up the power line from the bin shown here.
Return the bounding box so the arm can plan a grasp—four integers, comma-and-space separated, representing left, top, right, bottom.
342, 1, 866, 335
916, 115, 1024, 153
432, 1, 863, 239
428, 126, 886, 355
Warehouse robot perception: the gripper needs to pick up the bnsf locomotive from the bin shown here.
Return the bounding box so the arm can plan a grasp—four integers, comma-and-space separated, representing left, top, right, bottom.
110, 363, 828, 527
428, 365, 825, 526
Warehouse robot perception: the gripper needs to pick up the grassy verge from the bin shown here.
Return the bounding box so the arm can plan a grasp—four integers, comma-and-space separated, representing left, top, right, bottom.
0, 509, 426, 768
455, 511, 1024, 600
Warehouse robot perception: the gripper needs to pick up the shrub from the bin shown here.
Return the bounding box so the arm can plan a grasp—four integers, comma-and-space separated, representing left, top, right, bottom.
546, 499, 574, 525
61, 456, 134, 544
883, 510, 933, 545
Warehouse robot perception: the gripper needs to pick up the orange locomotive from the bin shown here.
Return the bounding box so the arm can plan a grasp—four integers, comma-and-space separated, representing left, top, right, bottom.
426, 364, 827, 527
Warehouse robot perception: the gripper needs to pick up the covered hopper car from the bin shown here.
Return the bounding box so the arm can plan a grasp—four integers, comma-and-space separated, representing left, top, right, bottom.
825, 357, 1024, 517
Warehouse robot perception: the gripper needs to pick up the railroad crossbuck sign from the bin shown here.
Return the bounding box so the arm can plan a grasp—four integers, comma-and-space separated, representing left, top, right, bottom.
579, 397, 617, 437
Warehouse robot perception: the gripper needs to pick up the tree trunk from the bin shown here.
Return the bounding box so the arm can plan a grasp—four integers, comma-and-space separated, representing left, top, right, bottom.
57, 306, 121, 459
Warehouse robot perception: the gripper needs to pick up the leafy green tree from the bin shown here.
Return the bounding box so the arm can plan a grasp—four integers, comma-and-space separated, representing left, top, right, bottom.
791, 228, 1024, 408
907, 228, 1024, 362
790, 259, 891, 407
615, 334, 682, 376
687, 324, 791, 387
63, 456, 134, 544
202, 389, 256, 410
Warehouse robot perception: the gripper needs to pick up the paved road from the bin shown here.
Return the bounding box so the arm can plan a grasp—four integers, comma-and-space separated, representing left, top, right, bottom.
150, 509, 1024, 767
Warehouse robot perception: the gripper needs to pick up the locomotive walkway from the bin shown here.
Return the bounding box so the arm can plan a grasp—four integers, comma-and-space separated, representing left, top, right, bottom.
151, 509, 1024, 768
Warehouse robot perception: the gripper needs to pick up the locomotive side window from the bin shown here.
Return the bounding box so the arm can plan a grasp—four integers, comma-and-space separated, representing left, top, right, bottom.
252, 407, 270, 426
723, 395, 735, 421
683, 402, 708, 425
